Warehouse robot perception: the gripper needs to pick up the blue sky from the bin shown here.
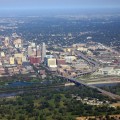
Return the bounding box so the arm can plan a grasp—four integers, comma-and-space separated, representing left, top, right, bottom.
0, 0, 120, 10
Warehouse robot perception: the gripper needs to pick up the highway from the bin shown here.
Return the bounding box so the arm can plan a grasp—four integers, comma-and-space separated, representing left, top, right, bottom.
73, 50, 99, 77
90, 85, 120, 100
58, 76, 120, 100
58, 51, 120, 100
33, 50, 120, 100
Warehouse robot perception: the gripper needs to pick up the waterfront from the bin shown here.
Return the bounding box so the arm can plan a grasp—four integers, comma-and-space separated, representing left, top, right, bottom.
7, 81, 33, 87
0, 91, 23, 98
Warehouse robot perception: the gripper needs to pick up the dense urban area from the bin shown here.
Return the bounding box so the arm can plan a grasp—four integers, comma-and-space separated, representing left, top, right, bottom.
0, 14, 120, 120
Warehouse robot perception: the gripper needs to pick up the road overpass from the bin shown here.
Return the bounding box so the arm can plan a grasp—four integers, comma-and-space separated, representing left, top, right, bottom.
35, 49, 120, 100
58, 76, 120, 100
74, 51, 99, 77
58, 51, 120, 100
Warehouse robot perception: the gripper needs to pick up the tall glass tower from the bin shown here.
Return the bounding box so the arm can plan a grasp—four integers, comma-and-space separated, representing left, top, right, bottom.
42, 42, 46, 62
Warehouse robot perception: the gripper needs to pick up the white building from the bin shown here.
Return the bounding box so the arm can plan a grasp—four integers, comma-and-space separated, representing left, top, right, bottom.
77, 47, 88, 52
114, 67, 120, 76
31, 42, 36, 47
1, 52, 5, 57
95, 67, 120, 76
64, 56, 76, 63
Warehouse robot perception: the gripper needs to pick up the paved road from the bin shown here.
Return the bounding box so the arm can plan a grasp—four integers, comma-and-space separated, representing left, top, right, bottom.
58, 76, 120, 100
58, 51, 120, 100
91, 85, 120, 100
74, 51, 99, 77
34, 50, 120, 100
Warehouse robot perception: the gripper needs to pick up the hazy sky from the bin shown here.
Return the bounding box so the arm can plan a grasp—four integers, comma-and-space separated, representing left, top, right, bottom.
0, 0, 120, 10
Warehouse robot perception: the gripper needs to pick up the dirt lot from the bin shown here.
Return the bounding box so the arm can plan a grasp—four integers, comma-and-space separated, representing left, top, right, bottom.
111, 102, 120, 107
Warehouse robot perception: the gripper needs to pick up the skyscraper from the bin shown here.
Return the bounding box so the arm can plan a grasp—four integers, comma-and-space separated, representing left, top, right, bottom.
42, 43, 46, 62
36, 45, 41, 57
4, 37, 9, 47
28, 46, 32, 57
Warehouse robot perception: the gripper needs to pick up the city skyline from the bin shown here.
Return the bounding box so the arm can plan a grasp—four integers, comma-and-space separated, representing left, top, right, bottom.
0, 4, 120, 119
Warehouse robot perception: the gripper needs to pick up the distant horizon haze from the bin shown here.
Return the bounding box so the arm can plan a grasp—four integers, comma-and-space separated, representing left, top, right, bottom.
0, 0, 120, 16
0, 7, 120, 17
0, 0, 120, 9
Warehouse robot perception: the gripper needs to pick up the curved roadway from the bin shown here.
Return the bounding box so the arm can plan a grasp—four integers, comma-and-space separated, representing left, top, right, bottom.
59, 51, 120, 100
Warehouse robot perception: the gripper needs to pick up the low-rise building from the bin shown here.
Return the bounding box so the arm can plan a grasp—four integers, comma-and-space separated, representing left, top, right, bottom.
47, 58, 57, 68
57, 59, 66, 65
77, 47, 88, 52
64, 56, 76, 63
95, 67, 120, 76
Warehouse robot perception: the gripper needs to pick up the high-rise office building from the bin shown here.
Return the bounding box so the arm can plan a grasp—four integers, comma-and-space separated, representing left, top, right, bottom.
42, 43, 46, 62
4, 37, 9, 47
36, 45, 41, 57
28, 46, 32, 57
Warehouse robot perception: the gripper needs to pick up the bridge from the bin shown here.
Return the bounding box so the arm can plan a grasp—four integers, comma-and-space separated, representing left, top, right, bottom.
59, 76, 120, 100
33, 50, 120, 100
58, 51, 120, 100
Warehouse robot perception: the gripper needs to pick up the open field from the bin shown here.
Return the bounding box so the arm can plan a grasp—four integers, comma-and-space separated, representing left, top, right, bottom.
111, 102, 120, 107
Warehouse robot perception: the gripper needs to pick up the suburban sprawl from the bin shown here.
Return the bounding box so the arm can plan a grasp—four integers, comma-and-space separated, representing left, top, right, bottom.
0, 15, 120, 120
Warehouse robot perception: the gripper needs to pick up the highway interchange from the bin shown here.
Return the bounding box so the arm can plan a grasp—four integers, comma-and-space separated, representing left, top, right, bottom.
59, 51, 120, 100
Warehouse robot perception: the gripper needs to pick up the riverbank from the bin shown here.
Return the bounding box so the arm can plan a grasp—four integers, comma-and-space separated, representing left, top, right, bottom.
87, 81, 120, 86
